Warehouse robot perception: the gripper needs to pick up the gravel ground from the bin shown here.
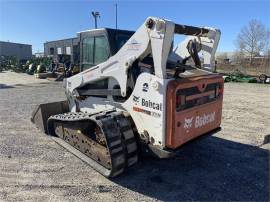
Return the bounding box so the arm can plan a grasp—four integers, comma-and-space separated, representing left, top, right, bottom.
0, 71, 269, 201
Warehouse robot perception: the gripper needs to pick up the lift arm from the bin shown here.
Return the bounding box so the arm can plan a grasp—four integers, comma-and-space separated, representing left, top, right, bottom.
65, 17, 220, 99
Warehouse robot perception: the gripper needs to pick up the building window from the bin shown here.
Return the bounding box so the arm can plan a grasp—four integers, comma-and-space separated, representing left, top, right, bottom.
49, 48, 54, 55
57, 47, 62, 54
66, 46, 71, 55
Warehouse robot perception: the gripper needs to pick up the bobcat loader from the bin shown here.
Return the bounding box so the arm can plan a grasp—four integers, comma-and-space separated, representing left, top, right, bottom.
31, 17, 223, 177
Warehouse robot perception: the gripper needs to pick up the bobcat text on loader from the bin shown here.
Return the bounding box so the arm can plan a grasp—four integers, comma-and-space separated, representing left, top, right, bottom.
31, 17, 223, 177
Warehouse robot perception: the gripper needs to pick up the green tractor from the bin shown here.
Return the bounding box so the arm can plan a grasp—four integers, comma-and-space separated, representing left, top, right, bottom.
26, 63, 37, 75
36, 63, 47, 73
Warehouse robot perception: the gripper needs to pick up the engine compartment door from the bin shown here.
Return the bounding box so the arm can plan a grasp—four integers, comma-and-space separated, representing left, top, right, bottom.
166, 75, 224, 149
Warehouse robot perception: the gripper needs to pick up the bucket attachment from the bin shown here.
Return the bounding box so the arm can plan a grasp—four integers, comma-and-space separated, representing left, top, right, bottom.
31, 100, 69, 134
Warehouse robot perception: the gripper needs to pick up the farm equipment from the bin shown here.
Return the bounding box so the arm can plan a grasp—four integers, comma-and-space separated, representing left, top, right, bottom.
33, 55, 80, 80
26, 58, 51, 75
224, 70, 257, 83
0, 56, 26, 72
31, 17, 223, 177
259, 74, 270, 84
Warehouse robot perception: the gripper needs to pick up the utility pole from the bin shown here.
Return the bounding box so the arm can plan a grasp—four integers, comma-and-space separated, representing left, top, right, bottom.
91, 11, 100, 29
115, 4, 118, 30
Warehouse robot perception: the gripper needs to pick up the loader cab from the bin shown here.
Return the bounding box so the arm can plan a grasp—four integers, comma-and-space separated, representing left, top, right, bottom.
79, 28, 134, 72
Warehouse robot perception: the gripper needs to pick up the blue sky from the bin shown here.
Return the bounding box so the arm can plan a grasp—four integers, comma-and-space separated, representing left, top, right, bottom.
0, 0, 269, 53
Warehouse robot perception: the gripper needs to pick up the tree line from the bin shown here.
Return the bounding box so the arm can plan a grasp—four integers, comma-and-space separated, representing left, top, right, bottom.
217, 19, 269, 66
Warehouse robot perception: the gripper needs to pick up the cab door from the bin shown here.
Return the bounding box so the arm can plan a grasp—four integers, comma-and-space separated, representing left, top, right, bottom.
80, 30, 111, 72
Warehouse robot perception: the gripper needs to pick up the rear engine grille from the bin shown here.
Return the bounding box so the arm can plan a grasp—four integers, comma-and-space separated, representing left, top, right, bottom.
176, 82, 222, 111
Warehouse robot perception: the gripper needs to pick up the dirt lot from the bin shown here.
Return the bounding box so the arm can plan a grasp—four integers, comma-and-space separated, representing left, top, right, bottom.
0, 71, 269, 201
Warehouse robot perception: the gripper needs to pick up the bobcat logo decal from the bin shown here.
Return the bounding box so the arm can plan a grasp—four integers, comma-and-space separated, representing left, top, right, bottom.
184, 117, 193, 129
133, 95, 140, 103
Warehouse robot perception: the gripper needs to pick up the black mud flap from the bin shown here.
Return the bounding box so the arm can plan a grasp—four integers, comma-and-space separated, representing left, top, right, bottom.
31, 100, 69, 134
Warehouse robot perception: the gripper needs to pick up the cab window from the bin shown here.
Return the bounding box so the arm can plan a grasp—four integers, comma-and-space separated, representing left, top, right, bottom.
82, 37, 94, 70
82, 36, 109, 71
115, 34, 131, 51
95, 36, 109, 64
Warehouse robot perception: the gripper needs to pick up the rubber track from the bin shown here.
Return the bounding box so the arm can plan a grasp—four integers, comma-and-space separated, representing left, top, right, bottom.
47, 110, 137, 178
115, 115, 138, 167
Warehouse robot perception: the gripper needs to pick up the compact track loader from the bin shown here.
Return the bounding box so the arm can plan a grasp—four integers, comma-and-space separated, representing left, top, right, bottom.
32, 17, 223, 177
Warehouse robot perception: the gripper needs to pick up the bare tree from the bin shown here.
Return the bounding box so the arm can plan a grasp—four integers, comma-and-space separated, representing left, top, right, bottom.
236, 19, 270, 65
232, 51, 245, 64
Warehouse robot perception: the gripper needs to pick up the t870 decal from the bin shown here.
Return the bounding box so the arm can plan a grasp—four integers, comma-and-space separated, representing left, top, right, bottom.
133, 106, 161, 118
